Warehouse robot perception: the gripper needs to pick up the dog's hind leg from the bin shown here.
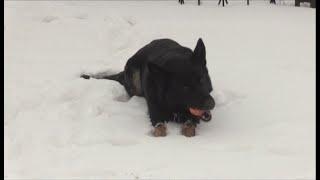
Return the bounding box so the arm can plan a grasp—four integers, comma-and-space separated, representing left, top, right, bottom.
122, 68, 143, 97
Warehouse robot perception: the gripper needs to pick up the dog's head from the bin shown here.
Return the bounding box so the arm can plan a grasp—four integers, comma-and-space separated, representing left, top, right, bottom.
148, 38, 215, 119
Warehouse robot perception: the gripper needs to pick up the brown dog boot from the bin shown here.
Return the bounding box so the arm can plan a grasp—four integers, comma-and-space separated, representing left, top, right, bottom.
153, 123, 167, 137
182, 121, 196, 137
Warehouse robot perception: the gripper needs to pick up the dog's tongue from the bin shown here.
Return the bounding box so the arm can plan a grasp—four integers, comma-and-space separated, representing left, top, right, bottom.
189, 108, 205, 117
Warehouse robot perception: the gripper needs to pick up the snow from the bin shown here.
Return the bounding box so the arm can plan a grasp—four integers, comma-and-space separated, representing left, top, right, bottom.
4, 1, 315, 179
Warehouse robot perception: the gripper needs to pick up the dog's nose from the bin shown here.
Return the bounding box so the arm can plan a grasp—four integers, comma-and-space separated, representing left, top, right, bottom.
201, 111, 212, 122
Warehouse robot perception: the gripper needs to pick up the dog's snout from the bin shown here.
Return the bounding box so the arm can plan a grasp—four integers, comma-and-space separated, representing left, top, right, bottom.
204, 96, 215, 110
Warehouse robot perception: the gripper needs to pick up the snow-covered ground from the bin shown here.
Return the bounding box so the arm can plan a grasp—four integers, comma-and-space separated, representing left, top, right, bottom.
4, 1, 315, 179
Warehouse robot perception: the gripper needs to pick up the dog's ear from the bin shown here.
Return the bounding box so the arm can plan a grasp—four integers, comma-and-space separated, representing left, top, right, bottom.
148, 62, 165, 74
193, 38, 206, 65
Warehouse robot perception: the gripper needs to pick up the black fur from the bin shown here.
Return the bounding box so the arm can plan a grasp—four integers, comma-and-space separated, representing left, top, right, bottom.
81, 38, 215, 127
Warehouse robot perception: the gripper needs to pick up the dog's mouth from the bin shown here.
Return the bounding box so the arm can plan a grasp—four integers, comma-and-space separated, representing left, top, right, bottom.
189, 108, 212, 122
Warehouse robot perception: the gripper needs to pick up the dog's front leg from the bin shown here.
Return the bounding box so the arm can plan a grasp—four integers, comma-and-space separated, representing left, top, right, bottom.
147, 103, 171, 137
180, 114, 199, 137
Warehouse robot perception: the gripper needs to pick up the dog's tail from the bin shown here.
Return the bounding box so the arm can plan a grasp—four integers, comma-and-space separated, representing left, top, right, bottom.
80, 71, 125, 85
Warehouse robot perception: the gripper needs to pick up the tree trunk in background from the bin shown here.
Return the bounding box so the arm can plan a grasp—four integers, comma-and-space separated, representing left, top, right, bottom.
270, 0, 276, 4
310, 0, 315, 8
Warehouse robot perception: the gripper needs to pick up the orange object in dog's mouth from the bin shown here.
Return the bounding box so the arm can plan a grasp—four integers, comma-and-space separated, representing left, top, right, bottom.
189, 108, 206, 117
189, 108, 212, 122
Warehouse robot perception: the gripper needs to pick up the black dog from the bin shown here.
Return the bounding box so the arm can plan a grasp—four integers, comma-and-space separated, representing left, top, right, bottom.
81, 38, 215, 137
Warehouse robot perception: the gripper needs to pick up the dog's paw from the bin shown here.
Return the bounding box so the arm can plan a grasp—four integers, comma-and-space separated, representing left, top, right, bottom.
182, 121, 196, 137
153, 123, 167, 137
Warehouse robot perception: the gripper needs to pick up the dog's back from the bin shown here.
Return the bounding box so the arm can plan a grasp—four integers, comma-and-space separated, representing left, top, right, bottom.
123, 39, 192, 97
